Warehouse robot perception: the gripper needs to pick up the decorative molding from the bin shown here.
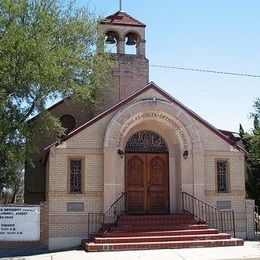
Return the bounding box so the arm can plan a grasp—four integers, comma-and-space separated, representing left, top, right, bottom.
48, 191, 103, 197
56, 148, 103, 154
205, 190, 245, 196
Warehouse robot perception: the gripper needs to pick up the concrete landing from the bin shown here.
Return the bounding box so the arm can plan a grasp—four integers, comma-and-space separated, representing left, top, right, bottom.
1, 241, 260, 260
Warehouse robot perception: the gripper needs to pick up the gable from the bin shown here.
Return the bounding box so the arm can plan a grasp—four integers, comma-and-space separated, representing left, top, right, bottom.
43, 82, 245, 163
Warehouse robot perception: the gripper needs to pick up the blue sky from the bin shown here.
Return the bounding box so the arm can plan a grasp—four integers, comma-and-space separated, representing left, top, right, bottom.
76, 0, 260, 132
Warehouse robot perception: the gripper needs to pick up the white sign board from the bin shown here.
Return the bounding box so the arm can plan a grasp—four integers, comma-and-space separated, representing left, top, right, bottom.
0, 206, 40, 241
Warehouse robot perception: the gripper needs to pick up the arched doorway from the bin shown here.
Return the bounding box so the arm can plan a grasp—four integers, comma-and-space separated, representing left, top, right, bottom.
125, 130, 169, 214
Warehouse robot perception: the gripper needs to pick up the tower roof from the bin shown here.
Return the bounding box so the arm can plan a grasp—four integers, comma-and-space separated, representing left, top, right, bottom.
100, 11, 146, 28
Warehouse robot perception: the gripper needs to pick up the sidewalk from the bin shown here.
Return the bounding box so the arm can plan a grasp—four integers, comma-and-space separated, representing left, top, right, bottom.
1, 241, 260, 260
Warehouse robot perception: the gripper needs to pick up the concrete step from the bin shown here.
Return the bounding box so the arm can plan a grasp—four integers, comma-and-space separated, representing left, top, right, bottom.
83, 214, 243, 252
95, 233, 231, 244
103, 228, 219, 237
111, 224, 209, 232
117, 219, 198, 226
85, 238, 244, 252
118, 215, 195, 224
119, 215, 195, 219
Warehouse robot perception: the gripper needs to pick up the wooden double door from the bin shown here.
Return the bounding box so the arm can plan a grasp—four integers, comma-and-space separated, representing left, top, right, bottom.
126, 153, 169, 214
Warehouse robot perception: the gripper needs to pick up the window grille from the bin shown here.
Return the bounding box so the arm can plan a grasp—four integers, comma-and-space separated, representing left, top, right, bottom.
217, 160, 228, 193
70, 159, 82, 193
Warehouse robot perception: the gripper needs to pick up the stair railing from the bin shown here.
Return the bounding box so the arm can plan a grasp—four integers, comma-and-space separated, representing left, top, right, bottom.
88, 192, 126, 239
254, 205, 259, 233
181, 192, 236, 237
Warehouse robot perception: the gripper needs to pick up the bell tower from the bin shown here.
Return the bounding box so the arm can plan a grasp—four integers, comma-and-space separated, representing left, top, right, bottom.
99, 10, 149, 110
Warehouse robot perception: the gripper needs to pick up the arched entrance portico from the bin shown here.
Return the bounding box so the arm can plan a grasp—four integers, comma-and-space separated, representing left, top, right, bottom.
103, 99, 204, 213
125, 131, 169, 214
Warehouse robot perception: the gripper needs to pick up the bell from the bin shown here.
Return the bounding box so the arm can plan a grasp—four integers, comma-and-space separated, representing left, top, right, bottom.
126, 33, 136, 46
106, 33, 116, 44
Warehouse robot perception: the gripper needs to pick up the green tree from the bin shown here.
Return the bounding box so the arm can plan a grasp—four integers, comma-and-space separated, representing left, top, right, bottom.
0, 164, 24, 204
0, 0, 113, 197
240, 98, 260, 207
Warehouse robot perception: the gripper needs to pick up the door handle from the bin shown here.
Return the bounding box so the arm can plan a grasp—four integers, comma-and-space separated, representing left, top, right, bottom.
147, 183, 150, 192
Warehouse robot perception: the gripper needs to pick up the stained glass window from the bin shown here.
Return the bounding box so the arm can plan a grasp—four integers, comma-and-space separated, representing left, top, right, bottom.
70, 159, 82, 193
217, 160, 228, 193
125, 131, 168, 153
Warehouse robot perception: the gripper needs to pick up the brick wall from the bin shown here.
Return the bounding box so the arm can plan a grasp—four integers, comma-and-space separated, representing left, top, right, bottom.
47, 130, 106, 249
245, 199, 255, 239
25, 99, 94, 204
194, 119, 247, 238
96, 54, 149, 113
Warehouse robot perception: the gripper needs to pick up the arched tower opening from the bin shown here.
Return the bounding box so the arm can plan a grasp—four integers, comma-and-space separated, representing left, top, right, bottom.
124, 32, 139, 55
105, 30, 119, 54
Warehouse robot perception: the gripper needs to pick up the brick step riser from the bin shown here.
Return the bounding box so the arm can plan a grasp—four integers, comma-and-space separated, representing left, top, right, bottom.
120, 215, 194, 218
119, 216, 194, 221
117, 221, 198, 226
111, 224, 209, 232
95, 234, 231, 244
85, 239, 244, 252
104, 229, 219, 237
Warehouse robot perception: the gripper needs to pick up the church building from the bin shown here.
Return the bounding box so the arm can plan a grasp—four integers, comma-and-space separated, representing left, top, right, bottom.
25, 9, 254, 251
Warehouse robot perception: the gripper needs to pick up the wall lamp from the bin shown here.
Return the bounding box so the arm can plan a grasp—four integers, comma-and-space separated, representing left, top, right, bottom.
117, 149, 125, 159
183, 150, 188, 160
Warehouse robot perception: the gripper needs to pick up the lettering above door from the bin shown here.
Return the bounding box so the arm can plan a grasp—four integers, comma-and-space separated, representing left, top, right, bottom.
118, 112, 188, 147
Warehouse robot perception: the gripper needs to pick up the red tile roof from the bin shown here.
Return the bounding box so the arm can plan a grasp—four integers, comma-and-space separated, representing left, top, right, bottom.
100, 11, 146, 28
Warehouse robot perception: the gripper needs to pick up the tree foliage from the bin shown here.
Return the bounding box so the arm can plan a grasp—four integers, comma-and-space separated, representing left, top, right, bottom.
240, 98, 260, 207
0, 164, 24, 204
0, 0, 114, 197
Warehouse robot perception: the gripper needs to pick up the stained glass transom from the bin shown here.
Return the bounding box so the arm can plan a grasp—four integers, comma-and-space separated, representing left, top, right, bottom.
125, 131, 168, 153
217, 160, 228, 193
70, 159, 82, 193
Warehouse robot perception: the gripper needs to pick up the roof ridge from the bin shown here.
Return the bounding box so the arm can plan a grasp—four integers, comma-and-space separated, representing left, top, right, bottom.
119, 11, 145, 26
100, 11, 146, 27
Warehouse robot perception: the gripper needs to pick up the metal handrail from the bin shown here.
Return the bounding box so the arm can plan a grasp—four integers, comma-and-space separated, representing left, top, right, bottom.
254, 205, 259, 233
255, 205, 259, 223
88, 192, 126, 239
104, 192, 126, 215
181, 192, 236, 237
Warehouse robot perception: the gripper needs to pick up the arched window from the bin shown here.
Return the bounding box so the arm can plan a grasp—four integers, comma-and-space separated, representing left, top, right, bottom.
59, 114, 76, 133
125, 130, 168, 153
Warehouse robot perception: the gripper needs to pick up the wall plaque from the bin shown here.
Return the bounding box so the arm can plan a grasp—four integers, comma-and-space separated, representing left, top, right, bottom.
67, 202, 84, 212
216, 201, 231, 210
